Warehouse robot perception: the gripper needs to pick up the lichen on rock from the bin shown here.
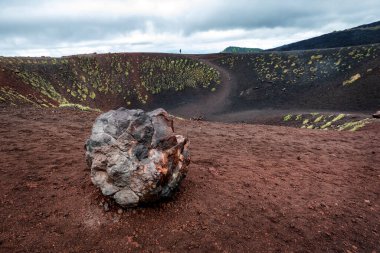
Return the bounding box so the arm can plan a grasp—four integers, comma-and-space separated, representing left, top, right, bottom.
85, 108, 190, 207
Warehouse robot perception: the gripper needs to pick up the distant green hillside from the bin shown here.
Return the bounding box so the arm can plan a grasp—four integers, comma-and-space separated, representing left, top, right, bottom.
222, 46, 263, 53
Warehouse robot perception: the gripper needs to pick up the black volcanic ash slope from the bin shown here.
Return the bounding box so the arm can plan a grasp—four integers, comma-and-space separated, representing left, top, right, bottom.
271, 20, 380, 51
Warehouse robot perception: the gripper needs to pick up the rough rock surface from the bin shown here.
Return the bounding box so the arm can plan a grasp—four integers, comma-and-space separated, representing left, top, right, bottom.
85, 108, 190, 207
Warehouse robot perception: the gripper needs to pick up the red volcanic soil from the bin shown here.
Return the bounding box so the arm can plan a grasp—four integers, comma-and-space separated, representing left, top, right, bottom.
0, 106, 379, 252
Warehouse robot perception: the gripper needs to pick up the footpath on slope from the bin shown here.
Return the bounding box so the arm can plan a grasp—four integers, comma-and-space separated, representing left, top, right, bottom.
170, 55, 237, 118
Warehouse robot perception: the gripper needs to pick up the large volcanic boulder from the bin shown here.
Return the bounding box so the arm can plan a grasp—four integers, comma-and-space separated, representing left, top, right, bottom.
85, 108, 190, 207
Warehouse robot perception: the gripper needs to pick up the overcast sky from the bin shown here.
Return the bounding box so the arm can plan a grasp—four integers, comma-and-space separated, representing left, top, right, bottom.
0, 0, 379, 56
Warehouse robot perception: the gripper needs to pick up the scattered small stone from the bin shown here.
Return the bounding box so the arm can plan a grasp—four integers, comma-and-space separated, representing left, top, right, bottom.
103, 202, 110, 212
191, 115, 204, 121
364, 199, 370, 204
372, 111, 380, 118
117, 208, 123, 214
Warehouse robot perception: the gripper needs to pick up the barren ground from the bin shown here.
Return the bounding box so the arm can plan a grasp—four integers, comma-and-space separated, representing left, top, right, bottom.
0, 106, 379, 252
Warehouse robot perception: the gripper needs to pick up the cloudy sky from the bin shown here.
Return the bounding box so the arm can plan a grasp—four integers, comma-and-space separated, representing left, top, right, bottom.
1, 0, 379, 56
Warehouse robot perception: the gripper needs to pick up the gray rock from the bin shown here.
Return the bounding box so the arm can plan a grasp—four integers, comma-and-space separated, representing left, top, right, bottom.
85, 108, 190, 207
373, 110, 380, 118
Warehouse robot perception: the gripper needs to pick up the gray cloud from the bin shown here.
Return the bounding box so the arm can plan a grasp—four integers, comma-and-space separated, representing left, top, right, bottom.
180, 0, 380, 32
0, 0, 379, 56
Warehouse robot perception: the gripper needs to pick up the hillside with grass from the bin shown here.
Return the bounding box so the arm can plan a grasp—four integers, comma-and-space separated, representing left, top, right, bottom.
211, 44, 380, 112
0, 44, 379, 118
0, 53, 220, 111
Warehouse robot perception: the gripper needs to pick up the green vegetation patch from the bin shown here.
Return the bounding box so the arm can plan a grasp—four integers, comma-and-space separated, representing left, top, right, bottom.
310, 55, 323, 60
332, 114, 345, 122
139, 56, 221, 96
283, 114, 292, 121
15, 71, 68, 104
59, 103, 100, 112
343, 73, 361, 86
281, 112, 371, 132
314, 115, 324, 123
320, 121, 333, 129
0, 86, 39, 106
338, 119, 370, 131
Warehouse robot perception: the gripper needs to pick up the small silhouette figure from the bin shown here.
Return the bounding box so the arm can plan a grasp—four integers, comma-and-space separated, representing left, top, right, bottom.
179, 49, 182, 54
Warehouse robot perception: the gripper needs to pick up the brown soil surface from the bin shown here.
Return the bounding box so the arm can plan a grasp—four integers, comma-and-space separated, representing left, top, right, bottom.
0, 106, 379, 252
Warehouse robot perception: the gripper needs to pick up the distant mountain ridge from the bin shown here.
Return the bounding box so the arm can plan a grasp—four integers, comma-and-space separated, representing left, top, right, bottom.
270, 20, 380, 51
222, 46, 263, 53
